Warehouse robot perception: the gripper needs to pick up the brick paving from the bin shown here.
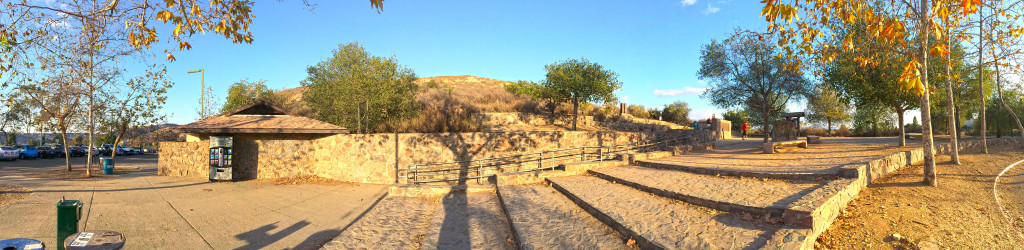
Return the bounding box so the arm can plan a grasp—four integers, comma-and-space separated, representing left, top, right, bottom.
643, 137, 916, 175
419, 191, 517, 250
590, 165, 822, 214
321, 196, 437, 250
548, 175, 781, 249
498, 184, 628, 250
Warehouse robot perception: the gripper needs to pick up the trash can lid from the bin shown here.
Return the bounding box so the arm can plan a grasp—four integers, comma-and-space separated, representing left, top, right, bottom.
0, 238, 44, 250
63, 230, 125, 250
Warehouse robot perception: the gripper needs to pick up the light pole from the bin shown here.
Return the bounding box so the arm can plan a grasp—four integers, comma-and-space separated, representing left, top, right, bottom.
187, 69, 205, 118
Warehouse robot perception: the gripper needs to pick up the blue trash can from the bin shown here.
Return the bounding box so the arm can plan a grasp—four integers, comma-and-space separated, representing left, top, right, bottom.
101, 158, 114, 175
0, 238, 45, 250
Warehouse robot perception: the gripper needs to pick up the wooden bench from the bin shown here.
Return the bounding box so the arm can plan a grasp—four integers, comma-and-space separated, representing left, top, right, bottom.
807, 135, 822, 144
763, 140, 808, 154
904, 133, 922, 140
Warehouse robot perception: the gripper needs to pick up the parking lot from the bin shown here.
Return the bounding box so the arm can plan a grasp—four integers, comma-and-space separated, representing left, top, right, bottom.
0, 154, 387, 249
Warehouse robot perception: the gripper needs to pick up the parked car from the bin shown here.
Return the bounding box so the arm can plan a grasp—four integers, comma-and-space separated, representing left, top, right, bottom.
69, 146, 87, 157
0, 146, 19, 160
132, 147, 143, 155
15, 145, 38, 159
51, 145, 67, 158
115, 145, 132, 156
37, 146, 57, 158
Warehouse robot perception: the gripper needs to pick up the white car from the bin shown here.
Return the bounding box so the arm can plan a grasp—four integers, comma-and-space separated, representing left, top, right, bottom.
0, 146, 20, 160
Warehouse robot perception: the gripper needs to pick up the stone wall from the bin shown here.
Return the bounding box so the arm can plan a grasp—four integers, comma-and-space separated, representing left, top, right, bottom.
158, 129, 713, 184
157, 141, 209, 178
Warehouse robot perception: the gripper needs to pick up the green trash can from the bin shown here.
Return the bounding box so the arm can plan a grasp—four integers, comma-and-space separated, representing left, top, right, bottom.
101, 157, 113, 175
56, 198, 82, 250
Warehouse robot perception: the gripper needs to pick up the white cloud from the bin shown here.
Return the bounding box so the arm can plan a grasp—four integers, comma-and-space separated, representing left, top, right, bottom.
702, 3, 721, 15
689, 109, 717, 121
681, 0, 697, 7
619, 95, 630, 103
653, 87, 707, 97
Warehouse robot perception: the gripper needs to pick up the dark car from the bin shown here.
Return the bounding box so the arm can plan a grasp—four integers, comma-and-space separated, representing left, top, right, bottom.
69, 146, 87, 157
37, 146, 58, 158
51, 145, 67, 158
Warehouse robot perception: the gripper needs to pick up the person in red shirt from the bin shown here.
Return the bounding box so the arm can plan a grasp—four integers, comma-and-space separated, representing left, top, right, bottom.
741, 122, 748, 140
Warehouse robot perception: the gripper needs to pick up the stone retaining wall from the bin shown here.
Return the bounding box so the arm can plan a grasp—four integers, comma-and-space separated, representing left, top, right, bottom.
157, 142, 209, 178
159, 129, 716, 184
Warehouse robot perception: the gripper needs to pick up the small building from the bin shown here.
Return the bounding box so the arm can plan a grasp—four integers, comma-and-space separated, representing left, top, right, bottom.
169, 101, 349, 180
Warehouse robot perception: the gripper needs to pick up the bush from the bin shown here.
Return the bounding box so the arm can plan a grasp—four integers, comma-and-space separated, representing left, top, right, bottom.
836, 125, 852, 137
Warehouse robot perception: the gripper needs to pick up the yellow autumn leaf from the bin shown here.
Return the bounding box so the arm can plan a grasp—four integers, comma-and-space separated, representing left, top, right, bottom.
166, 54, 176, 62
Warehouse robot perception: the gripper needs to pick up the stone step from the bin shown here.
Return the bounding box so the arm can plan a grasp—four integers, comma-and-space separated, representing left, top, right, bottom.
547, 175, 783, 249
589, 165, 823, 217
419, 190, 517, 250
322, 196, 437, 250
497, 184, 628, 249
635, 158, 838, 181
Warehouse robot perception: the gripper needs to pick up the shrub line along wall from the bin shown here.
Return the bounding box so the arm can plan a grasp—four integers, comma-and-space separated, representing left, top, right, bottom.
158, 128, 718, 184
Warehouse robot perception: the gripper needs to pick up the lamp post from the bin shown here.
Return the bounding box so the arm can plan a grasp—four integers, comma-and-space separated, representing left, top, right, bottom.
187, 69, 205, 118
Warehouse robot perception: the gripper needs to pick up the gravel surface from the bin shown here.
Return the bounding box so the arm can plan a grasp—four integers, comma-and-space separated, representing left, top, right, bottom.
322, 196, 438, 250
420, 191, 517, 250
591, 165, 822, 211
548, 175, 781, 249
0, 184, 30, 206
499, 184, 628, 250
817, 148, 1024, 249
646, 137, 917, 175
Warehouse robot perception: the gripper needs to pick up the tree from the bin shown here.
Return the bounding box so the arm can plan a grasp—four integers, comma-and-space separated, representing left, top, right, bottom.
0, 99, 30, 145
5, 131, 17, 145
760, 0, 985, 186
661, 101, 692, 124
698, 30, 811, 143
505, 80, 558, 116
853, 103, 897, 136
195, 85, 221, 120
302, 42, 420, 133
19, 75, 83, 170
542, 58, 622, 131
101, 68, 171, 159
221, 78, 274, 113
806, 85, 852, 136
72, 135, 85, 146
721, 109, 750, 132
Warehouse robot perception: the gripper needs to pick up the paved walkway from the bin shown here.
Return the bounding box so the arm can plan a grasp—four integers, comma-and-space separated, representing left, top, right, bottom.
498, 184, 627, 249
0, 156, 387, 249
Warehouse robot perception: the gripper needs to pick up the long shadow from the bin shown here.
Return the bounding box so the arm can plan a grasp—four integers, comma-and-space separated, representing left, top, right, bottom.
287, 228, 342, 250
710, 213, 783, 250
234, 220, 310, 250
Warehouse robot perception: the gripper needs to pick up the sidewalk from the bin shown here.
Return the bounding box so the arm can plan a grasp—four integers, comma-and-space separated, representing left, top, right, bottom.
0, 158, 387, 249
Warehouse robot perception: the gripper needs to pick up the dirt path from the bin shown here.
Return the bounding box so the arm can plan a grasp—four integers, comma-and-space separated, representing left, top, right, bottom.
816, 148, 1024, 249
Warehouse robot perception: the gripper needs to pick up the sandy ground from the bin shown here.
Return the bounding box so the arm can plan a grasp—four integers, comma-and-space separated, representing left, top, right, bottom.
0, 184, 30, 206
816, 147, 1024, 249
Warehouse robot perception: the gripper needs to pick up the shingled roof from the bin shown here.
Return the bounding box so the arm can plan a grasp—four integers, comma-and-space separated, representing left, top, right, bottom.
173, 101, 349, 134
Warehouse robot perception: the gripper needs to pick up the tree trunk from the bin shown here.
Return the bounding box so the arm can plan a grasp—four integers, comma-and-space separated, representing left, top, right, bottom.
571, 100, 579, 131
897, 109, 906, 146
763, 109, 771, 143
978, 2, 988, 154
920, 0, 937, 186
955, 108, 963, 140
61, 129, 71, 171
994, 58, 1024, 139
827, 119, 832, 137
944, 28, 961, 164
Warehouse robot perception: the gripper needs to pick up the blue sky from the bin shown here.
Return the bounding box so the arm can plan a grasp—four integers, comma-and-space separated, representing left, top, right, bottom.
156, 0, 784, 124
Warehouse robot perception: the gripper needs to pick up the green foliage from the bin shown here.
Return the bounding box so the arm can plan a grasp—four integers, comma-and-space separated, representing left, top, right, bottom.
72, 135, 85, 146
806, 85, 852, 134
425, 80, 441, 89
542, 58, 622, 130
852, 104, 896, 137
302, 42, 420, 133
5, 131, 16, 145
27, 139, 38, 146
984, 95, 1024, 137
626, 104, 651, 119
721, 109, 749, 131
698, 30, 810, 140
221, 78, 274, 113
661, 101, 692, 124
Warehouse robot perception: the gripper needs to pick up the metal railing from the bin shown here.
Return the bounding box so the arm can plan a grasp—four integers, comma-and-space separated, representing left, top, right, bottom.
398, 132, 709, 184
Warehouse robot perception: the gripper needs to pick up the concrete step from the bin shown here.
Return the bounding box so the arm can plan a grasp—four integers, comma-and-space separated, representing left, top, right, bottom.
589, 165, 823, 217
497, 184, 628, 249
322, 196, 437, 249
635, 158, 838, 181
547, 175, 782, 249
419, 190, 517, 250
